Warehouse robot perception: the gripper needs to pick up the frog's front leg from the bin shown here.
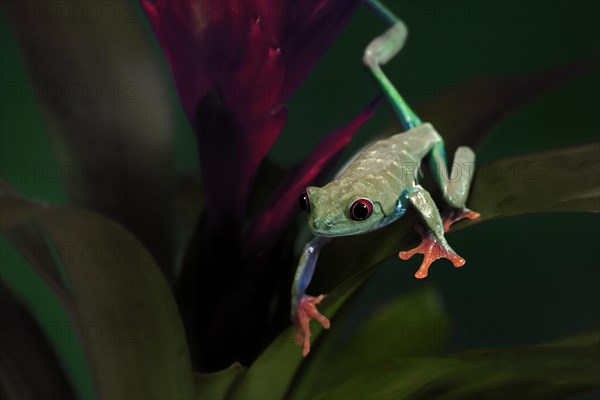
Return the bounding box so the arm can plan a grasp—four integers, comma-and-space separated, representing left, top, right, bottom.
399, 186, 466, 279
291, 235, 332, 356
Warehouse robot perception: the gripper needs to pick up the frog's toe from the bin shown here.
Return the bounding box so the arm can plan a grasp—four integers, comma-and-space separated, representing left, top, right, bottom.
399, 228, 466, 279
294, 294, 330, 356
442, 208, 480, 232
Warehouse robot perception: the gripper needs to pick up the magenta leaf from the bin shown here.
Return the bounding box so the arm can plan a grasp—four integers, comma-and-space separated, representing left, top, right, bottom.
194, 89, 288, 231
142, 0, 361, 232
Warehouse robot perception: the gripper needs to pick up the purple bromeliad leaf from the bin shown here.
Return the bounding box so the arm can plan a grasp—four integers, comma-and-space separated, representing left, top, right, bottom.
141, 0, 362, 234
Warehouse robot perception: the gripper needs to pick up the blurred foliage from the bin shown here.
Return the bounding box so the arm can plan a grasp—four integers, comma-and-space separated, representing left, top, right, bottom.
2, 0, 177, 280
1, 181, 196, 399
318, 331, 600, 400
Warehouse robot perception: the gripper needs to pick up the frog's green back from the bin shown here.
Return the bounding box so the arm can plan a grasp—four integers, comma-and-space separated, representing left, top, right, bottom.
335, 123, 441, 215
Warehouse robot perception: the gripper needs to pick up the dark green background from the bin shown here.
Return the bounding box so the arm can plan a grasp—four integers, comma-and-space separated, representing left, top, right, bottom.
1, 1, 599, 399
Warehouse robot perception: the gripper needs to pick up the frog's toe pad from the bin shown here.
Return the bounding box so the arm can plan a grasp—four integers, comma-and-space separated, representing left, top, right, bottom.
294, 294, 330, 357
399, 232, 465, 279
443, 208, 481, 232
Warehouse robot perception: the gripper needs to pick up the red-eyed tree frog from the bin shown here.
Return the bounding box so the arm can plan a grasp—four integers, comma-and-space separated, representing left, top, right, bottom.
291, 0, 481, 356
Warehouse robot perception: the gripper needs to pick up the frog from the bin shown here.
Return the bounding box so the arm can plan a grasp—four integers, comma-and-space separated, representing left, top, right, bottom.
291, 0, 480, 356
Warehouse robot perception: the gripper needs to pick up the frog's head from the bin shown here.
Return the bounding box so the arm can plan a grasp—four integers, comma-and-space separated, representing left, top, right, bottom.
299, 184, 385, 236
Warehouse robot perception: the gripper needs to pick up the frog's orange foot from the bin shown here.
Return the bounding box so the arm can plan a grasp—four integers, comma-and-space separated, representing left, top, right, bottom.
442, 208, 480, 232
399, 229, 465, 279
294, 294, 330, 357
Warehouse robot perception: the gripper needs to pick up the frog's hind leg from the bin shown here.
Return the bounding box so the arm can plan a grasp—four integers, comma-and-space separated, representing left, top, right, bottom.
428, 143, 480, 231
363, 0, 420, 130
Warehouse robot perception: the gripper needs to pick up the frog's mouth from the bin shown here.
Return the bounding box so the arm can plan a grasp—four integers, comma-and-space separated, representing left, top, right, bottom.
308, 218, 333, 236
308, 218, 375, 237
308, 218, 342, 237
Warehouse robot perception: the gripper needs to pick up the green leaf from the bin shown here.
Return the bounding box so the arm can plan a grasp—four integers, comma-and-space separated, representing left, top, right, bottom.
0, 234, 95, 399
229, 267, 376, 400
312, 142, 600, 294
195, 363, 245, 400
2, 221, 76, 316
1, 282, 77, 400
288, 288, 448, 400
211, 284, 446, 399
0, 183, 46, 230
321, 331, 600, 400
0, 181, 196, 400
464, 142, 600, 221
2, 0, 177, 279
0, 185, 74, 308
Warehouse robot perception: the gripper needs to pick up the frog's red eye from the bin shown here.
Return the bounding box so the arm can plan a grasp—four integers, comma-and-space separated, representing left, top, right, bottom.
299, 191, 310, 212
350, 198, 373, 221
